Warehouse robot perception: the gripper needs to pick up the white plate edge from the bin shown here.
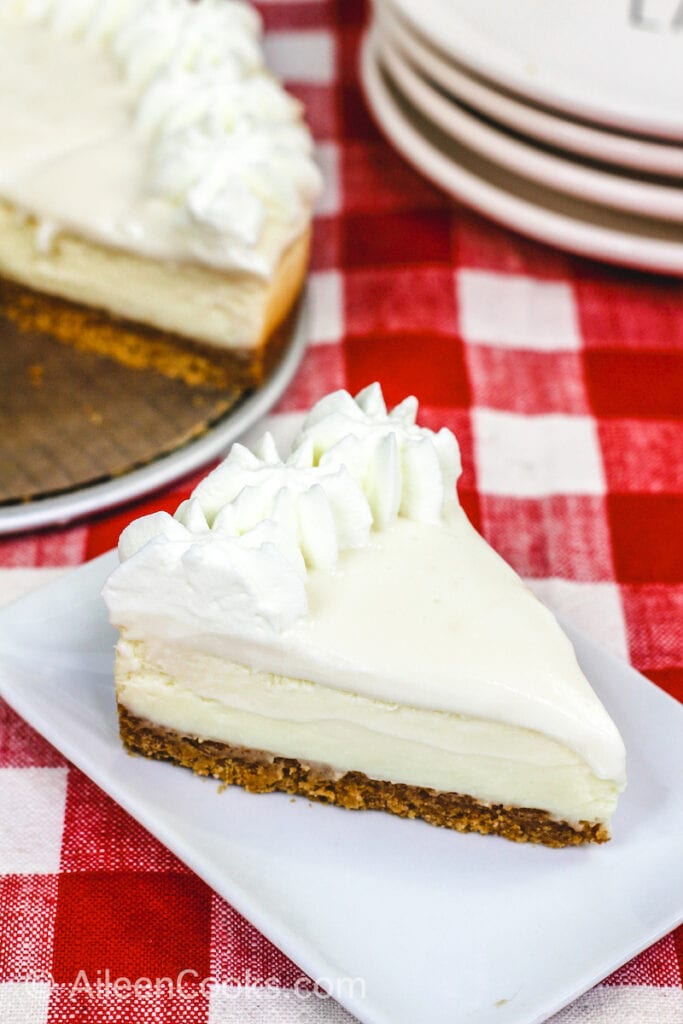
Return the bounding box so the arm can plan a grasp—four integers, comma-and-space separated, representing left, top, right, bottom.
360, 32, 683, 275
375, 30, 683, 223
388, 0, 683, 141
376, 2, 683, 178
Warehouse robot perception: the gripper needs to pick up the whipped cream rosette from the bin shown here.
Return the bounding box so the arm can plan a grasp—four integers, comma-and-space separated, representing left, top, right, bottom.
109, 384, 466, 624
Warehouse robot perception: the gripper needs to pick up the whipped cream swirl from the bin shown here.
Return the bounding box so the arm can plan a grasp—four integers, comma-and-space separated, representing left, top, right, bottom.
297, 383, 462, 526
108, 385, 463, 636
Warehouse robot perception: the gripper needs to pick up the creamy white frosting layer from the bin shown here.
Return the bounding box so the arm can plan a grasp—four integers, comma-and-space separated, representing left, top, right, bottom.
106, 509, 626, 784
0, 0, 321, 275
116, 639, 621, 824
102, 385, 627, 801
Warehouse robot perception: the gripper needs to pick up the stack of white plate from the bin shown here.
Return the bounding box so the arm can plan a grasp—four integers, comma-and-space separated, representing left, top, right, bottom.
363, 0, 683, 274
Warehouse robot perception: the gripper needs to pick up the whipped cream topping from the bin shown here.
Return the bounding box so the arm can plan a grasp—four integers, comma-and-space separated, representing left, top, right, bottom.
115, 384, 461, 576
0, 0, 321, 273
298, 382, 462, 525
186, 432, 373, 570
103, 384, 626, 783
108, 383, 461, 644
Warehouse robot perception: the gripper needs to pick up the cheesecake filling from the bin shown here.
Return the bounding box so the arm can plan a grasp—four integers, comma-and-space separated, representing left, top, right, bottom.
105, 509, 627, 786
116, 638, 621, 826
0, 200, 309, 349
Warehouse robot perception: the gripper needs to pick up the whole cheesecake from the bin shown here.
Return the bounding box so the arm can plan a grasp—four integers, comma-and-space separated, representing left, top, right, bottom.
102, 384, 627, 846
0, 0, 321, 386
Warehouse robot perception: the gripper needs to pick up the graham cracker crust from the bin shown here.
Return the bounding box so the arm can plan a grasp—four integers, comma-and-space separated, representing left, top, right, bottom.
0, 275, 300, 390
118, 705, 610, 847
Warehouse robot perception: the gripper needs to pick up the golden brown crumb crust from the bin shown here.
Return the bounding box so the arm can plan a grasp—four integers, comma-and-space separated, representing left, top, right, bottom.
118, 705, 610, 847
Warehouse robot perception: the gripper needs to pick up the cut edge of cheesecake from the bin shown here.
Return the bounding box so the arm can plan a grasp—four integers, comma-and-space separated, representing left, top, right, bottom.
0, 205, 311, 389
119, 706, 609, 847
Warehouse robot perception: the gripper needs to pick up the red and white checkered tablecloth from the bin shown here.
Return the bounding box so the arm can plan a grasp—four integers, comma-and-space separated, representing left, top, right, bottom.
1, 2, 682, 1022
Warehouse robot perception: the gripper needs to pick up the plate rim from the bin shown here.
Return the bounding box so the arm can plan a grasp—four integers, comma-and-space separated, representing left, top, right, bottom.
377, 2, 683, 179
375, 30, 683, 224
360, 32, 683, 276
0, 292, 310, 536
388, 0, 683, 141
0, 551, 682, 1024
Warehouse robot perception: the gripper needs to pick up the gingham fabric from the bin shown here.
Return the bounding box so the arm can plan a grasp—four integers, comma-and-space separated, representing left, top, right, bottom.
1, 2, 682, 1022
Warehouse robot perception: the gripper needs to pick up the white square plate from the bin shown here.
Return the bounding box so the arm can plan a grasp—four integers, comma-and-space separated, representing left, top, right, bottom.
0, 553, 682, 1024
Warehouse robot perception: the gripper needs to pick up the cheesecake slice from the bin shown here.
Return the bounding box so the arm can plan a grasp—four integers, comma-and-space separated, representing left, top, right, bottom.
102, 384, 627, 846
0, 0, 321, 386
